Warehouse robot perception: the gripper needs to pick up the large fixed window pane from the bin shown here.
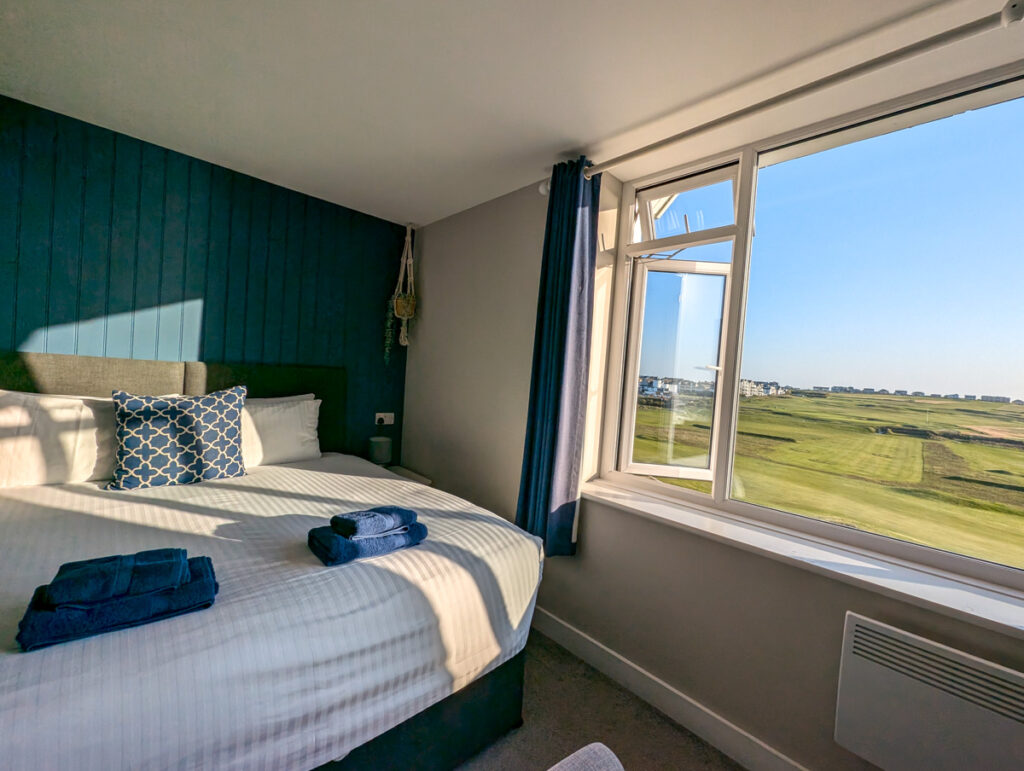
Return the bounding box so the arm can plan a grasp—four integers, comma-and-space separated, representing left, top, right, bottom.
734, 95, 1024, 570
632, 270, 726, 479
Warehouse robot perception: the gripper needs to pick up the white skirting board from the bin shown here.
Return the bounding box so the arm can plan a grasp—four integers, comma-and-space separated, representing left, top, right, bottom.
532, 607, 807, 771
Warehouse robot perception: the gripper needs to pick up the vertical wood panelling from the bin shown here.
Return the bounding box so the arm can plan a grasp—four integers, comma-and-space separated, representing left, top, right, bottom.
203, 166, 232, 363
0, 106, 22, 350
107, 135, 141, 358
244, 181, 270, 363
181, 161, 210, 361
298, 198, 320, 364
280, 192, 305, 365
132, 144, 166, 359
77, 124, 114, 357
262, 187, 288, 365
0, 94, 407, 456
157, 151, 189, 361
331, 210, 352, 372
224, 175, 252, 361
314, 207, 331, 365
47, 116, 85, 353
16, 109, 56, 353
315, 207, 340, 367
344, 210, 374, 447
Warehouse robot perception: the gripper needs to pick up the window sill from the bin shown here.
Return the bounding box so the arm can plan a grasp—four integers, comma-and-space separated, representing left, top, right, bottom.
581, 478, 1024, 641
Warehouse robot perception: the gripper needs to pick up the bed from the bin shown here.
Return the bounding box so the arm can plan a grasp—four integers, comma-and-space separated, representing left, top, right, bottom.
0, 352, 543, 770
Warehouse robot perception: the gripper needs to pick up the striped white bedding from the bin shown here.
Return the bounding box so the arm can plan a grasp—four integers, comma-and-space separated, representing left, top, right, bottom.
0, 454, 543, 770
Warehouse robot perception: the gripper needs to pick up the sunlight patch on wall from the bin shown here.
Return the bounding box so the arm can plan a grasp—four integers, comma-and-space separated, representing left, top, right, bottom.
18, 299, 204, 361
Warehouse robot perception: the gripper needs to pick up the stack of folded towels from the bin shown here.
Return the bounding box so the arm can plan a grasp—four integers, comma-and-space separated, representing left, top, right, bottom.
16, 548, 218, 651
308, 505, 427, 566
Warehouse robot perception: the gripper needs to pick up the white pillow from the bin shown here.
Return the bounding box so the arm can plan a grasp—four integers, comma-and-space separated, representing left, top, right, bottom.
241, 397, 321, 467
0, 390, 117, 487
246, 394, 314, 405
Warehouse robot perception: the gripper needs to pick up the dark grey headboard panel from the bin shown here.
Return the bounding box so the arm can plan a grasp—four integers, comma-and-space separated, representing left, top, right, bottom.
185, 361, 346, 453
0, 351, 347, 453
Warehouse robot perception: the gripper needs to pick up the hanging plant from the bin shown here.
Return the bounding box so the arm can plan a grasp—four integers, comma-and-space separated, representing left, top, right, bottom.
384, 297, 396, 365
385, 225, 416, 364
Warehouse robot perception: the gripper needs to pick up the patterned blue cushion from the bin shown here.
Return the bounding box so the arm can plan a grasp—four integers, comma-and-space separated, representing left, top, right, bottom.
107, 386, 247, 491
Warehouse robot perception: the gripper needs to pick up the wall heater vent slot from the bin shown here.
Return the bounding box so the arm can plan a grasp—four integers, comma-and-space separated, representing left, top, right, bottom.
835, 612, 1024, 770
851, 624, 1024, 723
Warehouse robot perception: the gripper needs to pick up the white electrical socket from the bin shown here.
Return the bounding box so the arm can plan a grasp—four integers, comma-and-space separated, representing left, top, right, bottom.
375, 412, 395, 426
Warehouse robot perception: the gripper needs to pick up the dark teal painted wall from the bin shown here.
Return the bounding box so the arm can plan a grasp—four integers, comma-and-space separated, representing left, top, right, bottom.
0, 95, 406, 457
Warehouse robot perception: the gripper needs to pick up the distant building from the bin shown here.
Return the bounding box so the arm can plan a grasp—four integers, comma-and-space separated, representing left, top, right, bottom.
964, 395, 976, 400
894, 390, 908, 396
911, 391, 925, 397
739, 379, 789, 398
929, 393, 941, 398
813, 386, 828, 392
877, 389, 890, 395
1013, 400, 1024, 406
943, 394, 959, 399
862, 388, 875, 394
981, 395, 1010, 403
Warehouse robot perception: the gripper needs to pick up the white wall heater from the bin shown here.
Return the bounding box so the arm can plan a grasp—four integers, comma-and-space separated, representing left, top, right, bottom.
835, 612, 1024, 770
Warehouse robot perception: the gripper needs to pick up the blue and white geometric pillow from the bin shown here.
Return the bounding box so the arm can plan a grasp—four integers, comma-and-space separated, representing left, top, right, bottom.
107, 386, 247, 491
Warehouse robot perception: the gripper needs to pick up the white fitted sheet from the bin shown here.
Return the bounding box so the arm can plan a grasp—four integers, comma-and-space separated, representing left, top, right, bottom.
0, 454, 543, 770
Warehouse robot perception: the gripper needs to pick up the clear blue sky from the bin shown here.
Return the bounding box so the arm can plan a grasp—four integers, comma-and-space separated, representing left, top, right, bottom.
640, 94, 1024, 401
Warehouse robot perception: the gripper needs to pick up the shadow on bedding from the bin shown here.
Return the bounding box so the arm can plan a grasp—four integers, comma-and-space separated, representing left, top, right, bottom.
208, 481, 539, 648
0, 503, 462, 768
0, 485, 535, 693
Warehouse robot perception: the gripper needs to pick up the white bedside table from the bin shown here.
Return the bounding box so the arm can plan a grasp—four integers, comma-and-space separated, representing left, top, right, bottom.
387, 466, 432, 486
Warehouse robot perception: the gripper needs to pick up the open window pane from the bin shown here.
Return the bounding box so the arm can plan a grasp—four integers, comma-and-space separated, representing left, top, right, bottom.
644, 239, 734, 263
649, 179, 734, 238
633, 271, 726, 472
734, 94, 1024, 570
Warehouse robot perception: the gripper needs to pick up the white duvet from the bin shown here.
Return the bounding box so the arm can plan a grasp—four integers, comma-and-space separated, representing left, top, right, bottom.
0, 454, 543, 770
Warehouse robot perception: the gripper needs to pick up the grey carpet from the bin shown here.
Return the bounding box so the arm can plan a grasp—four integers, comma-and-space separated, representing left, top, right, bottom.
459, 632, 744, 771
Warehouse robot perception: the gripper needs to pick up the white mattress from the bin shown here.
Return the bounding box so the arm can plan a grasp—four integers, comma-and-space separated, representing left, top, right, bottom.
0, 454, 543, 770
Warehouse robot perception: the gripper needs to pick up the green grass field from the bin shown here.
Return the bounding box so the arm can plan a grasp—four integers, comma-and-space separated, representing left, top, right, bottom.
632, 393, 1024, 569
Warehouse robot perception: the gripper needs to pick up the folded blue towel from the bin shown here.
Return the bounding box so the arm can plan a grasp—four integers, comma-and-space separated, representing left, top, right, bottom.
330, 506, 418, 538
17, 556, 218, 651
43, 548, 190, 607
308, 522, 428, 566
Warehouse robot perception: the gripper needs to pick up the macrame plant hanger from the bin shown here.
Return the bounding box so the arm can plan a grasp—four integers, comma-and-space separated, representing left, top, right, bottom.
393, 225, 416, 346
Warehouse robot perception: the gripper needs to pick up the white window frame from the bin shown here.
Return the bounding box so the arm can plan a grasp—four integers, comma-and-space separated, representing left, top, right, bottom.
620, 257, 730, 482
598, 65, 1024, 593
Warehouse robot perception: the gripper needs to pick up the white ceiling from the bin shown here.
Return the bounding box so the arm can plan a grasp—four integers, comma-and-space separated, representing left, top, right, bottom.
1, 1, 1021, 225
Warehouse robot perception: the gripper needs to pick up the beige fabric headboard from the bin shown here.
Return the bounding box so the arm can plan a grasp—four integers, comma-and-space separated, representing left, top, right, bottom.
0, 351, 348, 452
0, 351, 185, 397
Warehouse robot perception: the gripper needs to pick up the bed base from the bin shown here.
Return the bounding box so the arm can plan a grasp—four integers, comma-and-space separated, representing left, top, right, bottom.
317, 649, 525, 771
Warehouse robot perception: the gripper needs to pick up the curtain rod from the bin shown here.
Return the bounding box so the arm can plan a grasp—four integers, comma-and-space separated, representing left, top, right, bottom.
583, 0, 1023, 180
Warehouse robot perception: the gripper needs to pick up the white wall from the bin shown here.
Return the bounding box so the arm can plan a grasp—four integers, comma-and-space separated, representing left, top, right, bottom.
401, 182, 548, 518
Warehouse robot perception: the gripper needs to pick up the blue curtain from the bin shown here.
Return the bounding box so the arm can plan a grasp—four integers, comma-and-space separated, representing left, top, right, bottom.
516, 157, 601, 557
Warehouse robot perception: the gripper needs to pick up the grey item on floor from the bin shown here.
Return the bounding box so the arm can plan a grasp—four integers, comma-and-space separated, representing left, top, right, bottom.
460, 632, 744, 771
547, 742, 625, 771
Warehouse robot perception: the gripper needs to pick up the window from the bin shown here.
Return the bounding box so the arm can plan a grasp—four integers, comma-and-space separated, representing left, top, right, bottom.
620, 167, 739, 495
611, 84, 1024, 576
